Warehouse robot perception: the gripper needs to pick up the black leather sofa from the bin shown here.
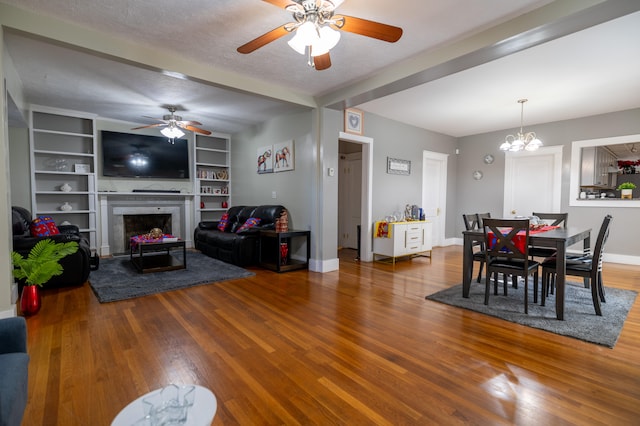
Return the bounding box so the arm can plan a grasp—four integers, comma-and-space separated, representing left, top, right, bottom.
194, 205, 286, 266
12, 206, 92, 287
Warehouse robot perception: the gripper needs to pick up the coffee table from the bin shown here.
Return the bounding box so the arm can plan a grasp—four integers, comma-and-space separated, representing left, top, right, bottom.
111, 384, 217, 426
130, 237, 186, 274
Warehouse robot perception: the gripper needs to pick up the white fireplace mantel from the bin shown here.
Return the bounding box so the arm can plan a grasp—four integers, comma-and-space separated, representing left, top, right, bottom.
99, 193, 193, 256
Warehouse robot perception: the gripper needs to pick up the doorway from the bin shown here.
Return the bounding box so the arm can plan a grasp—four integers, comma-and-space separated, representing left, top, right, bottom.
337, 131, 373, 262
338, 147, 362, 250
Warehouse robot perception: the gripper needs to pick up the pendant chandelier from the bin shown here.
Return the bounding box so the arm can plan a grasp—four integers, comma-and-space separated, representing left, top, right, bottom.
500, 99, 543, 152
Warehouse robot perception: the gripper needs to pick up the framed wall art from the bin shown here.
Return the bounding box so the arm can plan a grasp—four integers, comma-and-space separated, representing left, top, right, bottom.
344, 108, 363, 135
257, 145, 273, 174
274, 140, 295, 172
387, 157, 411, 175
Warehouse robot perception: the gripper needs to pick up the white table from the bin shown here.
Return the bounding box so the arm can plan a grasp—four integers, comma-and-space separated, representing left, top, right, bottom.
111, 385, 217, 426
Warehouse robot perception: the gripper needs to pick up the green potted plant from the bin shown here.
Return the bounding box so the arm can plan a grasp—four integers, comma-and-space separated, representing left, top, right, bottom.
11, 239, 78, 315
617, 181, 637, 199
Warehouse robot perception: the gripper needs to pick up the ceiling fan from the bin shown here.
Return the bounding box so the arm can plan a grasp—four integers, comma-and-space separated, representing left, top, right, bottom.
131, 106, 212, 138
237, 0, 403, 70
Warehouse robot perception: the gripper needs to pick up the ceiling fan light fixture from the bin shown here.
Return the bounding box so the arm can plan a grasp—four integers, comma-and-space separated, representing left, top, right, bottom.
160, 126, 185, 139
311, 26, 340, 56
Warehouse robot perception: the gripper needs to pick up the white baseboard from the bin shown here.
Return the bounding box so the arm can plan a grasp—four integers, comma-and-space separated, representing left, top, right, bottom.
310, 257, 339, 273
11, 283, 18, 304
0, 306, 17, 319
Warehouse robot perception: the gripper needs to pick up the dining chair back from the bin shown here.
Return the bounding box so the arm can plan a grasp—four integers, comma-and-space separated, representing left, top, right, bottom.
462, 213, 485, 283
529, 212, 571, 259
462, 213, 480, 231
532, 212, 568, 227
483, 218, 539, 313
541, 215, 612, 316
477, 212, 491, 227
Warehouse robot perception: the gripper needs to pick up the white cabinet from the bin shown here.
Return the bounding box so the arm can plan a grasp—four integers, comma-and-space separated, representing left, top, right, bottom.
194, 133, 231, 223
580, 146, 616, 188
373, 221, 432, 264
29, 107, 97, 250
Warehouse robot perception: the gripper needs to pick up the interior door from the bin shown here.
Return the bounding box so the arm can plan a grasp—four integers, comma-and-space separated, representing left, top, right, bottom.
503, 146, 563, 217
338, 152, 362, 249
422, 151, 448, 247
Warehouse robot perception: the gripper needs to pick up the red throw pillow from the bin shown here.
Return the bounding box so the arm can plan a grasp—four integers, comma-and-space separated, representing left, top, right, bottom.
217, 213, 230, 232
236, 217, 261, 233
30, 216, 60, 237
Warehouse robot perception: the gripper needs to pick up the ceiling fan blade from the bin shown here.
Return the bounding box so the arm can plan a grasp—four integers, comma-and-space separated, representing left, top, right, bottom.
178, 120, 203, 126
333, 15, 403, 43
179, 123, 212, 136
237, 25, 290, 54
131, 123, 166, 130
313, 52, 332, 71
262, 0, 296, 8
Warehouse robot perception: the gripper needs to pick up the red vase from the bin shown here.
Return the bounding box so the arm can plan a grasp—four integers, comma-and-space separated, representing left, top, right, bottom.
280, 243, 288, 265
21, 285, 41, 316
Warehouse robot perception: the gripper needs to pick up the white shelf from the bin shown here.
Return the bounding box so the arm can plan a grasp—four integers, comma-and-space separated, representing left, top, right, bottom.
33, 129, 93, 138
195, 161, 227, 168
33, 149, 94, 158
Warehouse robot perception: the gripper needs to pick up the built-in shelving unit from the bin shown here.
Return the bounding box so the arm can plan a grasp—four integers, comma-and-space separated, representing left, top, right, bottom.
29, 106, 98, 250
194, 132, 231, 223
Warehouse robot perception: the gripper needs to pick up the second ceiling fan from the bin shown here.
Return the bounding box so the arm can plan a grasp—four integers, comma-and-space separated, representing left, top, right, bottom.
237, 0, 403, 70
131, 106, 211, 138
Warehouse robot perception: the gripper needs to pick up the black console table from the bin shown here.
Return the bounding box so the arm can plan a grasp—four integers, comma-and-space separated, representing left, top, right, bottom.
259, 230, 310, 272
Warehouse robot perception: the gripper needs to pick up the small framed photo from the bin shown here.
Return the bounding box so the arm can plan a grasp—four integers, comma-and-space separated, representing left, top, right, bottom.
387, 157, 411, 175
345, 108, 363, 135
74, 163, 91, 173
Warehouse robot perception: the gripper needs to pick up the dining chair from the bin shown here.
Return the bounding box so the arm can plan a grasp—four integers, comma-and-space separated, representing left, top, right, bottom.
477, 212, 491, 226
529, 212, 569, 259
540, 215, 612, 316
483, 218, 539, 314
463, 213, 485, 283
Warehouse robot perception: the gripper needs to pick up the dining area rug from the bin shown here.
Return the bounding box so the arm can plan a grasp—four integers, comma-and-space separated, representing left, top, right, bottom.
425, 280, 637, 348
89, 251, 255, 303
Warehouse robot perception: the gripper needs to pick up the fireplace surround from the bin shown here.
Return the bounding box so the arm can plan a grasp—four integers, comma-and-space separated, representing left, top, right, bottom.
99, 194, 193, 255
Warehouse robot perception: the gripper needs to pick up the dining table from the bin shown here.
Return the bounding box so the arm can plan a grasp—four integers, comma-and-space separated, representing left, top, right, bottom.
462, 226, 592, 320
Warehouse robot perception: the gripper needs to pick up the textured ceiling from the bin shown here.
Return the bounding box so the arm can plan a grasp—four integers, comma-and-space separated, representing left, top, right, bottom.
2, 0, 640, 137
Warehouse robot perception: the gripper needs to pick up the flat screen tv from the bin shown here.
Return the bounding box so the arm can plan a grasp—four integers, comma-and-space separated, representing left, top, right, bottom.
101, 130, 190, 179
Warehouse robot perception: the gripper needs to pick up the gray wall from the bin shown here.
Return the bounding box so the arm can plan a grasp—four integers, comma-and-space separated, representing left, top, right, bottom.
457, 108, 640, 258
232, 110, 320, 261
363, 112, 458, 237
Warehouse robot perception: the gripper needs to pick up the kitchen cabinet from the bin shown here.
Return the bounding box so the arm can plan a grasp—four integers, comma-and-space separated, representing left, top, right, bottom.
580, 146, 616, 188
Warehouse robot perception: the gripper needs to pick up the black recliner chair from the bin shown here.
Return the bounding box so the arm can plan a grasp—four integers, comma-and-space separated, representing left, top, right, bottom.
11, 206, 92, 287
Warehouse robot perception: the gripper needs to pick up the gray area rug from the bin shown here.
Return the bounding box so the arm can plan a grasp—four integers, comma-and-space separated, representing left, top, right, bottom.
89, 251, 254, 303
426, 280, 637, 348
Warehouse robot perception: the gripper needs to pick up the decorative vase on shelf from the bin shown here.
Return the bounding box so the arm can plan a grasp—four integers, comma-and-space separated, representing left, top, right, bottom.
60, 183, 72, 192
60, 202, 72, 211
20, 285, 41, 316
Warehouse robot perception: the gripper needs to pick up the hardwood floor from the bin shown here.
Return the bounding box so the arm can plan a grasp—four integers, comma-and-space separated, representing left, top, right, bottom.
22, 246, 640, 425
